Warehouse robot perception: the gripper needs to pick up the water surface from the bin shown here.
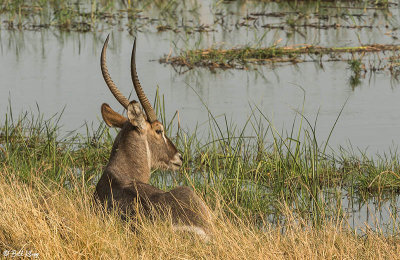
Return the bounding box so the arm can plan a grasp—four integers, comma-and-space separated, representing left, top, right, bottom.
1, 29, 399, 155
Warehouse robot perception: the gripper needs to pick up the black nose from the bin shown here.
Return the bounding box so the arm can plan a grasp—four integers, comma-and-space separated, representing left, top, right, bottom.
179, 153, 183, 162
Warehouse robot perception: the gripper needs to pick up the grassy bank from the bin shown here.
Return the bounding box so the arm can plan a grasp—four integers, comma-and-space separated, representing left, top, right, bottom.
1, 104, 400, 227
1, 100, 400, 257
0, 170, 399, 259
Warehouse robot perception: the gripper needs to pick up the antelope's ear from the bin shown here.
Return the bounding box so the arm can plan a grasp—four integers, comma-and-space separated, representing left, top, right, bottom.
127, 101, 146, 129
101, 103, 127, 128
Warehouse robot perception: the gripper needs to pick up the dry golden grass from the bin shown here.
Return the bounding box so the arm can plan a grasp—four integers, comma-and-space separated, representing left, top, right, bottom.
0, 167, 399, 260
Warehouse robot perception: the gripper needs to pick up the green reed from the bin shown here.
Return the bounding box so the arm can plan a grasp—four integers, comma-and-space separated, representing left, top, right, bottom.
1, 96, 400, 228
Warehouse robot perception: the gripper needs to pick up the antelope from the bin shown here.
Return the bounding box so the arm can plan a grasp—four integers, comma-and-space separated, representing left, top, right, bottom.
94, 35, 212, 239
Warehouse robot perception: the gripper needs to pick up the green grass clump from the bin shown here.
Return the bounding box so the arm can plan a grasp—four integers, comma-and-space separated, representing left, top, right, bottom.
348, 58, 364, 88
0, 107, 113, 183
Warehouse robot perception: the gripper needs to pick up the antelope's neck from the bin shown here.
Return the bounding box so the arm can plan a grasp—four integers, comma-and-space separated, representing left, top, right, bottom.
106, 127, 151, 184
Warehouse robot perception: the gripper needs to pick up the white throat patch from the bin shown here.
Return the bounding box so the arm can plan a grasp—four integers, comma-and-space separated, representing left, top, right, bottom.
162, 133, 167, 144
145, 139, 151, 170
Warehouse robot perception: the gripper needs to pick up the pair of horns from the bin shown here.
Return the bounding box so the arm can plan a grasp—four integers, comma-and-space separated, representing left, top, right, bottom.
100, 35, 157, 123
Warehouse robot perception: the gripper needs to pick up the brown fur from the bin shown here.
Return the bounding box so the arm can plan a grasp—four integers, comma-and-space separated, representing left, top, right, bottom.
95, 102, 212, 234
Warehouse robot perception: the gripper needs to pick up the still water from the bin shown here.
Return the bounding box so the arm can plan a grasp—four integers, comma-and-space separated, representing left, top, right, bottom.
1, 29, 399, 156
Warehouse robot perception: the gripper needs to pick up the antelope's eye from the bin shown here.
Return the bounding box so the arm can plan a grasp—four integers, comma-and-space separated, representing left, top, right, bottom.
156, 129, 163, 135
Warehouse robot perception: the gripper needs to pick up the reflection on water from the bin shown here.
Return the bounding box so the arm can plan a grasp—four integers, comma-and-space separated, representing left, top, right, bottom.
344, 192, 400, 234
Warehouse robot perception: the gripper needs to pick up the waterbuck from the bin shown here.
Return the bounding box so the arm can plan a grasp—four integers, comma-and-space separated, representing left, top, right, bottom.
94, 35, 212, 238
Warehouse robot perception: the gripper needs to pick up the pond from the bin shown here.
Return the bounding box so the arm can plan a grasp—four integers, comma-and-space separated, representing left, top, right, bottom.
2, 32, 400, 153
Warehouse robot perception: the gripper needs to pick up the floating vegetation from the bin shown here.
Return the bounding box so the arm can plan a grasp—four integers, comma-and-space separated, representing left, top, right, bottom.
0, 0, 207, 33
348, 59, 365, 88
160, 44, 400, 72
0, 0, 398, 34
218, 0, 399, 31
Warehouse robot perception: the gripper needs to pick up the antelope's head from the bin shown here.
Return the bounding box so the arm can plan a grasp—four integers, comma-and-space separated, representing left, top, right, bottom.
100, 35, 182, 173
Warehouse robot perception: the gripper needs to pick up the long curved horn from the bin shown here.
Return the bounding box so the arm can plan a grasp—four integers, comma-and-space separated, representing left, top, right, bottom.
101, 34, 129, 109
131, 38, 157, 123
